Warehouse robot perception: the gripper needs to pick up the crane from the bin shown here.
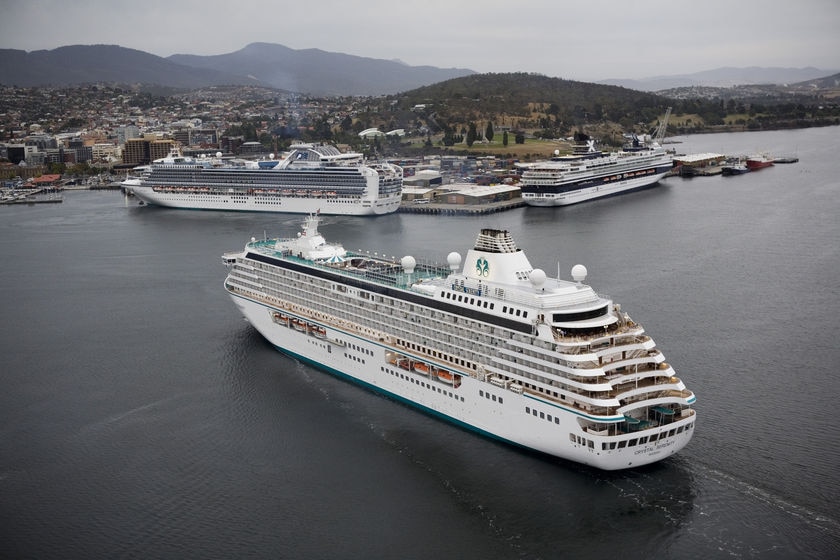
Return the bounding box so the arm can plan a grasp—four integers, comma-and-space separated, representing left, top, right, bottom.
653, 107, 672, 144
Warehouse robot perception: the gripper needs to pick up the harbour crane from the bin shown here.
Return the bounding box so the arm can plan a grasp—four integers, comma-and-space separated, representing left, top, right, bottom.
654, 107, 672, 144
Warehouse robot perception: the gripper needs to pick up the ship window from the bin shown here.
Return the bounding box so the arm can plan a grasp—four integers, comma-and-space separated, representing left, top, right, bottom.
539, 411, 544, 419
628, 438, 638, 447
480, 390, 484, 397
499, 397, 503, 404
617, 440, 626, 449
546, 414, 551, 422
638, 437, 648, 444
525, 407, 530, 414
492, 395, 497, 402
516, 309, 521, 317
552, 305, 609, 322
554, 418, 559, 424
568, 434, 576, 443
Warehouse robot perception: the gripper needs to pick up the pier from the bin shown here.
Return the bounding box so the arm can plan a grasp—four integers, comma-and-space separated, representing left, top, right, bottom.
398, 198, 524, 215
0, 188, 63, 205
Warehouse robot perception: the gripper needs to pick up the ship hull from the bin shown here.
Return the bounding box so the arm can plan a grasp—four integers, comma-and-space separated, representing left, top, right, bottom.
745, 159, 774, 170
522, 168, 671, 207
228, 292, 695, 470
128, 186, 400, 215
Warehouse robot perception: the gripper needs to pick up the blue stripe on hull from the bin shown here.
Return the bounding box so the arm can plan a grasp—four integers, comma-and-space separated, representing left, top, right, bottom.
520, 164, 672, 195
264, 338, 529, 452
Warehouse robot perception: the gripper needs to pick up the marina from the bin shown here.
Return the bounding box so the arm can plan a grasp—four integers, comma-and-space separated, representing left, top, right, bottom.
0, 187, 63, 204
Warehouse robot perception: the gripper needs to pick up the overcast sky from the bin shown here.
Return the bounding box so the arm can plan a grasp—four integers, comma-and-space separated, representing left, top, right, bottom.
1, 0, 838, 82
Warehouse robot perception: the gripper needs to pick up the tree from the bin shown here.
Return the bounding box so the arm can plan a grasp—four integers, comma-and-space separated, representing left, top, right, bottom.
442, 125, 457, 146
485, 121, 494, 142
503, 130, 508, 146
466, 122, 477, 147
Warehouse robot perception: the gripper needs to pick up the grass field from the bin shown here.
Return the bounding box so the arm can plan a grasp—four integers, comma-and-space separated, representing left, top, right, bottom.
402, 137, 571, 160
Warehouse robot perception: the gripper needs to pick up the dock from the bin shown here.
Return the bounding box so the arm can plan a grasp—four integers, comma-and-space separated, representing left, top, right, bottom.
398, 198, 524, 215
0, 188, 63, 205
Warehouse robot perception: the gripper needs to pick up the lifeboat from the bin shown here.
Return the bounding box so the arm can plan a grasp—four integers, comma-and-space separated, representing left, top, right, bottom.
413, 362, 430, 375
436, 369, 462, 388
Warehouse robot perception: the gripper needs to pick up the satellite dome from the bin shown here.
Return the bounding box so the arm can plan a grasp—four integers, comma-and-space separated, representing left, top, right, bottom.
571, 264, 587, 283
216, 151, 222, 158
401, 255, 416, 274
447, 252, 462, 271
530, 268, 546, 290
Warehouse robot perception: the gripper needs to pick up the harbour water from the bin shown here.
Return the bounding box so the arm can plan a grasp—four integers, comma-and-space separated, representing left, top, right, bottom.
1, 126, 838, 559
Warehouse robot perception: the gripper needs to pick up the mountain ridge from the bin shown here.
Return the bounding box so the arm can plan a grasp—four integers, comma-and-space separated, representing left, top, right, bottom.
599, 66, 838, 91
167, 42, 475, 96
1, 43, 837, 96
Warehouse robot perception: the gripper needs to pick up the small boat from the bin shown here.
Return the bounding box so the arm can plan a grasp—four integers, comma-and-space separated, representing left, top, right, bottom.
413, 362, 431, 375
773, 155, 799, 164
721, 162, 750, 176
746, 154, 774, 170
436, 369, 462, 388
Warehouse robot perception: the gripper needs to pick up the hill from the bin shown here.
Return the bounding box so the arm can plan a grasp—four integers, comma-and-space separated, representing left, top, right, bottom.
384, 73, 668, 143
599, 66, 839, 91
0, 45, 256, 89
0, 43, 475, 95
168, 43, 475, 96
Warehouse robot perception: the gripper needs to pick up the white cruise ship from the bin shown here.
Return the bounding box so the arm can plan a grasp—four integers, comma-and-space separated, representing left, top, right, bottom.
124, 144, 402, 216
222, 216, 696, 470
517, 134, 673, 206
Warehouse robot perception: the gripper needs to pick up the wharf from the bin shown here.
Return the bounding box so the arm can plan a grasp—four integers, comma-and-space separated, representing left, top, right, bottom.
398, 198, 524, 215
2, 198, 63, 205
0, 188, 63, 205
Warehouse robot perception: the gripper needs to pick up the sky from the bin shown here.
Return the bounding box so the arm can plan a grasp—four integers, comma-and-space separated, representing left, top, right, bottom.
1, 0, 838, 82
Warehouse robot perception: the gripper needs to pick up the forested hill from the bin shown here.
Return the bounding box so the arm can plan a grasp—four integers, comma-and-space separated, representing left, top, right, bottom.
388, 73, 669, 137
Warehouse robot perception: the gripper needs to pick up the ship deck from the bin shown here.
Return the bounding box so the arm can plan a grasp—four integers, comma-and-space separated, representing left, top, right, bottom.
248, 241, 451, 290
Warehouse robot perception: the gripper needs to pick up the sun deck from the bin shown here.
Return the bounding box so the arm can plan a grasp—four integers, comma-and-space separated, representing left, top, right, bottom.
248, 240, 451, 289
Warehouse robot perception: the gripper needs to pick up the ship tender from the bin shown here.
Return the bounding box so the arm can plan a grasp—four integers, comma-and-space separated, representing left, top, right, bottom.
222, 215, 696, 470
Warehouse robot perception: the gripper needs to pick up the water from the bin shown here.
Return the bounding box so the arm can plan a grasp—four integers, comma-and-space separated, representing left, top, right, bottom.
1, 126, 838, 559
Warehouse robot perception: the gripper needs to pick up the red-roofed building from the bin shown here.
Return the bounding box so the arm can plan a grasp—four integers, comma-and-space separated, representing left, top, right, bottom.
27, 174, 62, 188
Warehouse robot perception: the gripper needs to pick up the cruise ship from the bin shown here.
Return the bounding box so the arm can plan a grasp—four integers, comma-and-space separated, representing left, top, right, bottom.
124, 144, 403, 215
517, 133, 673, 206
222, 215, 696, 470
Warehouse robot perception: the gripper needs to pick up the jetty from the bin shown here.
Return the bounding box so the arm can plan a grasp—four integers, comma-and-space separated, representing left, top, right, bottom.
0, 187, 63, 205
